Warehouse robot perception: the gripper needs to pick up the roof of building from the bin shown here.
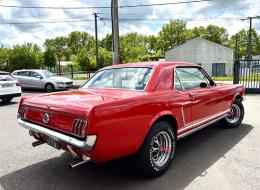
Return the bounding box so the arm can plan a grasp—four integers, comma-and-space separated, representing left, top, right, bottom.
166, 37, 233, 54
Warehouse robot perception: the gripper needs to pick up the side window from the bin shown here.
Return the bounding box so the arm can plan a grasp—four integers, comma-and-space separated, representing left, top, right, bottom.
30, 72, 41, 78
176, 67, 209, 90
19, 71, 30, 77
174, 72, 182, 91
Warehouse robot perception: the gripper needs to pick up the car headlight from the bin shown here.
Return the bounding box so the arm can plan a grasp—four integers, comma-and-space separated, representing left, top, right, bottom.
57, 81, 64, 85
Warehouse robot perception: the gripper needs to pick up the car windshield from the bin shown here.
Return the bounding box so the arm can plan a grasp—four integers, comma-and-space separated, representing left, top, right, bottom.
41, 70, 56, 78
82, 67, 153, 90
0, 74, 15, 81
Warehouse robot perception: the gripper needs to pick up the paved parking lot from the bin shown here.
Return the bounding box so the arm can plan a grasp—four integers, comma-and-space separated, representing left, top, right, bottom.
0, 91, 259, 190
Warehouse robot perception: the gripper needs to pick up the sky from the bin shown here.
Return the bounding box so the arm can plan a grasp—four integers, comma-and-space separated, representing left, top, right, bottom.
0, 0, 260, 48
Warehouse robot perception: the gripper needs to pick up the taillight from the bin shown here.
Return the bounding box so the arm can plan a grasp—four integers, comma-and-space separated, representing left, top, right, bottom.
16, 82, 21, 86
19, 106, 28, 119
72, 119, 87, 138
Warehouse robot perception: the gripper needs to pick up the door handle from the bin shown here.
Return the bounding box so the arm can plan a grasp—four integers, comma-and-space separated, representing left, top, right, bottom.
189, 93, 196, 100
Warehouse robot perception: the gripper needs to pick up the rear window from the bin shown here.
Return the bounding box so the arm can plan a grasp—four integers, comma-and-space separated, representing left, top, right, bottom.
0, 74, 15, 81
83, 67, 153, 90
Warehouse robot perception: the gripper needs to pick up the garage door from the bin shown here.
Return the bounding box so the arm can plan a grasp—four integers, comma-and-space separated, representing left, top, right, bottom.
212, 63, 226, 77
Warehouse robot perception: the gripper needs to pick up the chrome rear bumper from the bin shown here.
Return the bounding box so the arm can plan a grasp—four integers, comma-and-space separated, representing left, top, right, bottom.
17, 117, 96, 151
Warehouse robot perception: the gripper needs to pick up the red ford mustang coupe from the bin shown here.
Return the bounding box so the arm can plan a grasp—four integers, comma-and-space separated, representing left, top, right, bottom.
17, 62, 245, 177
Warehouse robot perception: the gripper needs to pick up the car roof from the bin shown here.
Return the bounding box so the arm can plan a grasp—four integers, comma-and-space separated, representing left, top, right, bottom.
0, 71, 10, 75
13, 69, 46, 72
101, 61, 198, 70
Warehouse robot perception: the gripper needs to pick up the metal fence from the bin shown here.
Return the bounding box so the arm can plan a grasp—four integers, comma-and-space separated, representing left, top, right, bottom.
234, 59, 260, 93
42, 65, 96, 79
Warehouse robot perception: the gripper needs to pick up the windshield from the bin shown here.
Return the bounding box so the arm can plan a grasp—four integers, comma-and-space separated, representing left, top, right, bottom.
41, 70, 56, 78
82, 67, 153, 90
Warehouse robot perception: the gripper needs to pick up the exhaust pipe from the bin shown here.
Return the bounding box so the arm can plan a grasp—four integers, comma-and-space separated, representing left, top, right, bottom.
69, 155, 91, 169
32, 140, 46, 147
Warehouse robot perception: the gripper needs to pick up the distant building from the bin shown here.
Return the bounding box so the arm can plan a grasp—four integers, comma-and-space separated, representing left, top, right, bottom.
165, 37, 234, 76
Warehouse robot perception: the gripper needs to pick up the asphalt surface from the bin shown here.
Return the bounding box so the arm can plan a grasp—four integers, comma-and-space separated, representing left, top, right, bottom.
0, 91, 259, 190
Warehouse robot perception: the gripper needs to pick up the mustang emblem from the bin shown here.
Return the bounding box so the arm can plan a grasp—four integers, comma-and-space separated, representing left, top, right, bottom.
43, 113, 50, 124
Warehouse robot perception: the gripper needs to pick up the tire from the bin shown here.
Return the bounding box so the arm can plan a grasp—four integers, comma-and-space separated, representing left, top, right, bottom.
134, 121, 176, 178
45, 83, 55, 93
1, 97, 12, 103
221, 99, 244, 128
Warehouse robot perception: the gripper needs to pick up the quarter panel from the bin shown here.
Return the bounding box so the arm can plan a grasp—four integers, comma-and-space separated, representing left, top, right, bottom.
87, 91, 188, 162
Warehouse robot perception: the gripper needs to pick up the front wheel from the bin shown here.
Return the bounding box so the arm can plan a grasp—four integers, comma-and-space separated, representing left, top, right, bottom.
45, 83, 55, 93
134, 121, 176, 178
221, 99, 244, 128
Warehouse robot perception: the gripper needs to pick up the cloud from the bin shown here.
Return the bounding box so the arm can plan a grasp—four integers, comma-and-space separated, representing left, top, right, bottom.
0, 0, 259, 47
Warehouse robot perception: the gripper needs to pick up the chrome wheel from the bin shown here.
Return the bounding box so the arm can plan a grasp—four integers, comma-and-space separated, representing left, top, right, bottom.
226, 104, 241, 124
150, 131, 173, 167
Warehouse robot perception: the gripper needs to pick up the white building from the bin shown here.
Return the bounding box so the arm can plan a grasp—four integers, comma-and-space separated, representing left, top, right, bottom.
165, 37, 234, 76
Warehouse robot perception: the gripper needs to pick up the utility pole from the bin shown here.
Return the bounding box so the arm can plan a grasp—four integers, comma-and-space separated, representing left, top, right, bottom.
93, 12, 102, 69
111, 0, 120, 64
233, 34, 239, 84
241, 16, 260, 60
57, 45, 62, 76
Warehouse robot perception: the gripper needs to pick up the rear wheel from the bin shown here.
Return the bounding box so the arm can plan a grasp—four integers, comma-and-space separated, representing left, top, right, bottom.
221, 100, 244, 128
134, 121, 176, 178
45, 83, 55, 93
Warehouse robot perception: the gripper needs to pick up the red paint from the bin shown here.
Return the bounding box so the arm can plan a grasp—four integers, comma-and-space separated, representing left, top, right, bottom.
18, 62, 245, 163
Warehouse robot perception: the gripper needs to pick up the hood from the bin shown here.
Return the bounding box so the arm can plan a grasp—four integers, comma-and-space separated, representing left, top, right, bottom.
50, 76, 72, 82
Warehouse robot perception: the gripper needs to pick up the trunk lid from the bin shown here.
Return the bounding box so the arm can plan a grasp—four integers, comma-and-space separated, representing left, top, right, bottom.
23, 88, 145, 136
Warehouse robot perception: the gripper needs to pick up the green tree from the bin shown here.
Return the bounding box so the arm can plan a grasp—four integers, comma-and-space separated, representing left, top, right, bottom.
9, 43, 43, 70
100, 34, 113, 51
120, 32, 151, 63
187, 25, 229, 45
157, 20, 188, 55
99, 48, 112, 68
44, 36, 69, 61
227, 29, 260, 58
75, 49, 92, 71
43, 47, 57, 68
0, 46, 9, 70
68, 31, 95, 55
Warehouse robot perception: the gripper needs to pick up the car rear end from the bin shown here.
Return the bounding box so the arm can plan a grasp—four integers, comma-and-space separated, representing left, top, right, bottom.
0, 72, 21, 102
17, 92, 100, 167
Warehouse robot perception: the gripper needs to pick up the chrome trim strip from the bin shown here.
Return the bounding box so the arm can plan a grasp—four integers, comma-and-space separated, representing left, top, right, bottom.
177, 114, 227, 139
181, 107, 186, 127
17, 117, 96, 150
178, 109, 230, 133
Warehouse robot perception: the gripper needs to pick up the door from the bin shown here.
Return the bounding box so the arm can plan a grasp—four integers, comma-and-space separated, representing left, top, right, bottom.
16, 71, 30, 87
212, 63, 226, 77
29, 71, 44, 89
175, 67, 223, 124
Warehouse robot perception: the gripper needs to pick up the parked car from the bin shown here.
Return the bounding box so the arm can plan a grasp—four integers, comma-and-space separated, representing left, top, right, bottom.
17, 62, 245, 177
0, 71, 21, 103
12, 70, 73, 92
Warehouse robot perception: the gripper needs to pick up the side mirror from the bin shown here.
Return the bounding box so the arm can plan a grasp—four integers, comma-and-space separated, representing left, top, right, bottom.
36, 75, 43, 80
200, 82, 208, 88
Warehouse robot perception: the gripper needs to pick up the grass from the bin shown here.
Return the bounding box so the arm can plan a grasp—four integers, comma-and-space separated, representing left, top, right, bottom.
212, 76, 233, 81
212, 74, 260, 82
71, 77, 88, 80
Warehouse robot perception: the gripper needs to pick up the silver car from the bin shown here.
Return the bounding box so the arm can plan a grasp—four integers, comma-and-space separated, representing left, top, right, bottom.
12, 70, 73, 92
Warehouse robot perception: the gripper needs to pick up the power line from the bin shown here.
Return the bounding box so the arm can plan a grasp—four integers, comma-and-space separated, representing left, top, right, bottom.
119, 0, 210, 8
0, 0, 210, 9
0, 16, 246, 25
0, 19, 94, 25
103, 17, 244, 22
